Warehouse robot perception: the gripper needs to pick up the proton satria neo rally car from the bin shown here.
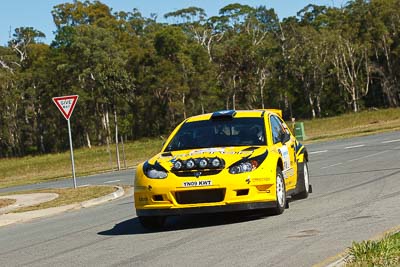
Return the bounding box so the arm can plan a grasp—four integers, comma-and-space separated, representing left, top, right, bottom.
134, 110, 311, 228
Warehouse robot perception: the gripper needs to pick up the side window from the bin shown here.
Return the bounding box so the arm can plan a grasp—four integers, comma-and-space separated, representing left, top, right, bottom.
270, 115, 285, 144
276, 116, 291, 135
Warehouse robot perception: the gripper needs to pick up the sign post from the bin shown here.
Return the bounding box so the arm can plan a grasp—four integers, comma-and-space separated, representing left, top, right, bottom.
52, 95, 79, 189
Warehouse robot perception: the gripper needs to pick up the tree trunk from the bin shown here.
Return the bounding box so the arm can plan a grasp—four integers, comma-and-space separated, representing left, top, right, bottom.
85, 132, 92, 148
260, 85, 265, 109
102, 105, 113, 171
182, 93, 186, 119
352, 88, 358, 112
114, 108, 121, 171
308, 94, 316, 119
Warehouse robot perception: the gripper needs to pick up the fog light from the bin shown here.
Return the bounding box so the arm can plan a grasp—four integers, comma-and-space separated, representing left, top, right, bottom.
186, 159, 195, 169
199, 158, 208, 168
211, 158, 220, 167
174, 161, 182, 170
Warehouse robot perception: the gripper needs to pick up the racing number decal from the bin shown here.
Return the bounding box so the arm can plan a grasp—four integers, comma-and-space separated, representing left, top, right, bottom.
279, 145, 291, 170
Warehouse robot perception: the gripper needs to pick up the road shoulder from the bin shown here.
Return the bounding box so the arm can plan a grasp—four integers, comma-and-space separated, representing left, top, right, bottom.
0, 186, 125, 227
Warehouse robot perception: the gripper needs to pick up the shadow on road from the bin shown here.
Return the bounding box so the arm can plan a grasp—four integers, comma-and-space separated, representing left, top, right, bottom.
98, 210, 269, 236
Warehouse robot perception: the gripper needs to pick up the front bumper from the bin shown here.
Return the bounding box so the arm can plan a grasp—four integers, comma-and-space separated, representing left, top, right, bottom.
136, 201, 277, 216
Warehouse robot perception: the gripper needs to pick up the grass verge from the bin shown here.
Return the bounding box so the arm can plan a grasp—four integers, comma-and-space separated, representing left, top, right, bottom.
0, 186, 117, 213
0, 108, 399, 189
302, 108, 400, 142
0, 198, 16, 208
0, 138, 163, 188
346, 232, 400, 266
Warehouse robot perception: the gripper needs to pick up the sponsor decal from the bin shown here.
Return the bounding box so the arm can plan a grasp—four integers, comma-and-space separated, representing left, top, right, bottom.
251, 177, 271, 182
282, 168, 294, 179
278, 145, 291, 170
138, 196, 148, 202
183, 180, 212, 187
173, 148, 254, 159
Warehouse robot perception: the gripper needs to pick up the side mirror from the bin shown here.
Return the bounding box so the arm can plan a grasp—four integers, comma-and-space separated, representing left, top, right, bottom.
280, 131, 291, 144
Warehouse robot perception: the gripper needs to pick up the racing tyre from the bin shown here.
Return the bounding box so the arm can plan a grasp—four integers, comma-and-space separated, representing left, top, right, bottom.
138, 216, 166, 229
270, 167, 287, 215
292, 161, 310, 200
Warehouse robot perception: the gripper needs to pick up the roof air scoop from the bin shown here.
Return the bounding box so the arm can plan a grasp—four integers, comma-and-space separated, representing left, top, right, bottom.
211, 110, 236, 119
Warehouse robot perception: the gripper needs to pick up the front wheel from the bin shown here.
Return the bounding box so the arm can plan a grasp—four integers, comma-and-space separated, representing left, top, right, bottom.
270, 167, 287, 215
138, 216, 166, 229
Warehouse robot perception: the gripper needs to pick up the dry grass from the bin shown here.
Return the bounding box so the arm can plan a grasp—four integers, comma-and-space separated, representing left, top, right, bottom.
0, 138, 163, 188
0, 198, 16, 208
302, 108, 400, 142
0, 186, 117, 213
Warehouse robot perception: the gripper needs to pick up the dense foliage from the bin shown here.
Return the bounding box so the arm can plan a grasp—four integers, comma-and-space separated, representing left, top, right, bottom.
1, 0, 400, 157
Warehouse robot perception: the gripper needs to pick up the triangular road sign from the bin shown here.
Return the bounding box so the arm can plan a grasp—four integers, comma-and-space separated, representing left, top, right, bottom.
52, 95, 79, 120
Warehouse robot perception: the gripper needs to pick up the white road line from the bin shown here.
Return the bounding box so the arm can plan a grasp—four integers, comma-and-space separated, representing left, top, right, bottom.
78, 184, 90, 187
381, 139, 400, 144
344, 144, 365, 149
321, 162, 343, 169
347, 151, 386, 163
320, 150, 388, 170
103, 180, 121, 184
309, 150, 328, 155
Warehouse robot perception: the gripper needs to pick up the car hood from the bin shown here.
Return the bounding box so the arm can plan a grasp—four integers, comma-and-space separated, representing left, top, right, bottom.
147, 146, 268, 171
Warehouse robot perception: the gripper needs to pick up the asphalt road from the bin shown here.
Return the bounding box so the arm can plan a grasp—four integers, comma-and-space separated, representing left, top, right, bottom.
1, 131, 400, 266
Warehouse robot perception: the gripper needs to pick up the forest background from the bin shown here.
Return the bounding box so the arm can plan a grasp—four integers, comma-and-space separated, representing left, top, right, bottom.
0, 0, 399, 157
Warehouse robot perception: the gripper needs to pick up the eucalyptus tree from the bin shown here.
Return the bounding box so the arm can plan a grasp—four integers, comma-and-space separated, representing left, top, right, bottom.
367, 0, 400, 107
287, 5, 333, 118
213, 4, 281, 110
0, 27, 48, 156
329, 3, 371, 112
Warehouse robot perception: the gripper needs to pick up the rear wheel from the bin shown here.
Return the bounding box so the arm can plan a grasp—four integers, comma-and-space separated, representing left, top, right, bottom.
138, 216, 166, 229
292, 162, 310, 200
270, 167, 287, 215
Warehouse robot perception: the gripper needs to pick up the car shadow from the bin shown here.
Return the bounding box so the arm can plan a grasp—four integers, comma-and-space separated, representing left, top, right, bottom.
98, 210, 271, 236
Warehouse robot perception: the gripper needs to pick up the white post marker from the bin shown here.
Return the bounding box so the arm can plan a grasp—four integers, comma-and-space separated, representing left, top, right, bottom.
52, 95, 79, 189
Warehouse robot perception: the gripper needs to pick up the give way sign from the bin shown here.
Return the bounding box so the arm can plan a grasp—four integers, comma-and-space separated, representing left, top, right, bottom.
52, 95, 79, 120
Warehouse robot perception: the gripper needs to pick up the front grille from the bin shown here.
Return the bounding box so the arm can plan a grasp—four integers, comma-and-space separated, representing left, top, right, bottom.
175, 189, 225, 204
172, 169, 222, 177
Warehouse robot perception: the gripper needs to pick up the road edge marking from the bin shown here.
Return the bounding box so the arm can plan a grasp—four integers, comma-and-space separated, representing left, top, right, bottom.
103, 179, 121, 184
381, 139, 400, 144
310, 150, 328, 155
344, 144, 365, 149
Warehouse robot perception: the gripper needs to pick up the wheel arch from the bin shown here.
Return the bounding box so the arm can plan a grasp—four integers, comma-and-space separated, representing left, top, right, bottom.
277, 157, 283, 170
304, 148, 309, 162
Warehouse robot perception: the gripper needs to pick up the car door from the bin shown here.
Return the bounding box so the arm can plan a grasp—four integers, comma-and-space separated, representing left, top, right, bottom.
269, 115, 297, 190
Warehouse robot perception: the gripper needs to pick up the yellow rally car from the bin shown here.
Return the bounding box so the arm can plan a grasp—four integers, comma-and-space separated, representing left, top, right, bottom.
134, 109, 311, 228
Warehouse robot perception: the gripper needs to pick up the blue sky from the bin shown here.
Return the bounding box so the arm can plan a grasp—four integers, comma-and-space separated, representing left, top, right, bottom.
0, 0, 345, 45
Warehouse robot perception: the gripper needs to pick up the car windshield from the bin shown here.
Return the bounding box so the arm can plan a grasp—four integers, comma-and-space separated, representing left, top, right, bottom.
165, 118, 266, 151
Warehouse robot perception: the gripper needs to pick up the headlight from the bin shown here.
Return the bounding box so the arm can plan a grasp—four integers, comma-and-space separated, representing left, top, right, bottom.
143, 161, 168, 179
228, 150, 268, 174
